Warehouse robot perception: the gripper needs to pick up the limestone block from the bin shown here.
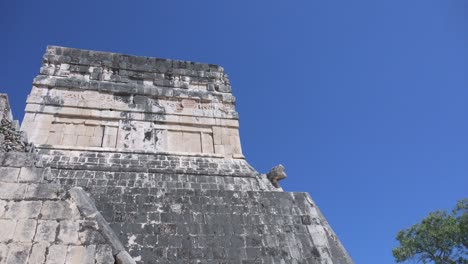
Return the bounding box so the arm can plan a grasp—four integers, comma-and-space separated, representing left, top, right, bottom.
0, 220, 16, 242
221, 134, 230, 145
85, 125, 95, 136
62, 134, 78, 146
5, 243, 31, 264
58, 220, 80, 244
223, 145, 233, 157
50, 123, 63, 132
76, 124, 87, 135
29, 132, 49, 145
212, 126, 222, 145
0, 244, 8, 263
18, 167, 42, 183
93, 244, 113, 264
102, 126, 117, 148
35, 220, 59, 242
63, 124, 76, 135
40, 201, 80, 220
0, 183, 27, 199
2, 153, 35, 168
77, 135, 91, 147
65, 245, 96, 264
24, 183, 62, 200
0, 167, 20, 182
102, 135, 117, 148
0, 200, 8, 217
201, 133, 214, 154
214, 145, 225, 155
183, 132, 201, 153
13, 219, 37, 242
4, 201, 42, 219
230, 135, 242, 154
46, 244, 67, 264
167, 131, 184, 152
46, 132, 63, 145
28, 243, 48, 264
89, 136, 102, 147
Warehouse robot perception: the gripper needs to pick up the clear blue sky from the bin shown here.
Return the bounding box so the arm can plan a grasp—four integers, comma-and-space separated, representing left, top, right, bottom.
2, 1, 467, 263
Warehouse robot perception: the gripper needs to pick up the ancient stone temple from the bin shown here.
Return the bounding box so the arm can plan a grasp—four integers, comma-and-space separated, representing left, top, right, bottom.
0, 46, 353, 264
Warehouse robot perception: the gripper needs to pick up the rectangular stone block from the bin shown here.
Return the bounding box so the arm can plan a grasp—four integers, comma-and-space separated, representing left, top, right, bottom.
65, 245, 95, 264
40, 201, 80, 220
201, 133, 214, 154
45, 244, 67, 264
0, 182, 27, 199
5, 243, 31, 264
13, 219, 37, 242
18, 167, 42, 183
0, 167, 20, 182
89, 136, 102, 147
4, 201, 42, 219
24, 183, 62, 200
77, 135, 91, 146
41, 201, 79, 219
57, 220, 80, 244
2, 153, 35, 167
183, 132, 202, 153
46, 131, 62, 145
0, 243, 8, 263
62, 134, 78, 145
212, 126, 222, 145
29, 243, 48, 264
35, 220, 59, 242
0, 220, 16, 242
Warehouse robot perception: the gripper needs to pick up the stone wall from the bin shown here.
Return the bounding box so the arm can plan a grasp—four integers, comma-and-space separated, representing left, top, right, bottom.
22, 46, 242, 159
0, 152, 132, 264
0, 94, 29, 152
9, 46, 354, 263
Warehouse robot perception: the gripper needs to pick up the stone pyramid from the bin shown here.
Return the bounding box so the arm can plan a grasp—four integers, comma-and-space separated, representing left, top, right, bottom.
0, 46, 353, 264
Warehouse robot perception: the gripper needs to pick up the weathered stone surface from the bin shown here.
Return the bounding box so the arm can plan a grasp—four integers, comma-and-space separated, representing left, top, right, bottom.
0, 151, 125, 264
95, 244, 115, 264
46, 244, 67, 264
0, 46, 353, 264
18, 166, 43, 182
23, 46, 241, 159
267, 164, 287, 188
65, 245, 95, 264
0, 220, 16, 242
6, 243, 31, 264
0, 167, 20, 182
35, 220, 59, 242
58, 220, 80, 244
40, 201, 79, 220
0, 94, 29, 152
69, 187, 127, 255
5, 201, 42, 219
13, 219, 37, 242
116, 251, 137, 264
29, 243, 48, 263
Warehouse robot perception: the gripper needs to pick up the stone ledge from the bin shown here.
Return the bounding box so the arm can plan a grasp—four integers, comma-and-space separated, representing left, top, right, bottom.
36, 144, 229, 158
45, 46, 225, 74
33, 75, 235, 100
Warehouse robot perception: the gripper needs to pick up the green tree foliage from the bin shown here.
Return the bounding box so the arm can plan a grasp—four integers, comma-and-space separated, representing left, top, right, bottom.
393, 199, 468, 264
